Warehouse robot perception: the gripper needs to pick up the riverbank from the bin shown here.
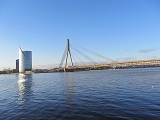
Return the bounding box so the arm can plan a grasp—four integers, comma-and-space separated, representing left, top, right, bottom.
1, 64, 160, 74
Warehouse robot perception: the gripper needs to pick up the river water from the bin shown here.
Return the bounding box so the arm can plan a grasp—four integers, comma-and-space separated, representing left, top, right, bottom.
0, 68, 160, 120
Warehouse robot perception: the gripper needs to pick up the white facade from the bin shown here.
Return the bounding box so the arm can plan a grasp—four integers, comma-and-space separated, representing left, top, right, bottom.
19, 48, 32, 73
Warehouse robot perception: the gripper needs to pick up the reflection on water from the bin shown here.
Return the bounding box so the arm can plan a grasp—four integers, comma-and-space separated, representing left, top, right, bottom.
17, 74, 33, 103
0, 69, 160, 119
63, 73, 74, 105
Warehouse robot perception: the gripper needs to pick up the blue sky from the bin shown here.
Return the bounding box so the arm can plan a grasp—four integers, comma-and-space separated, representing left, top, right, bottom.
0, 0, 160, 69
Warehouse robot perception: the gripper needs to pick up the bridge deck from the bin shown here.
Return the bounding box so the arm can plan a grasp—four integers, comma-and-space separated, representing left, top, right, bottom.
58, 58, 160, 72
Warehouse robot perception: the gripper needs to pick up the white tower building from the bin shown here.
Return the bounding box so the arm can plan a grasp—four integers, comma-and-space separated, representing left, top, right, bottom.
19, 47, 32, 73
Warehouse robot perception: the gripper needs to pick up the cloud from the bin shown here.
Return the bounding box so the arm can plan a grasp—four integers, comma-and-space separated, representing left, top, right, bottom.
33, 64, 59, 69
126, 47, 160, 54
149, 56, 159, 59
116, 57, 136, 61
138, 48, 158, 54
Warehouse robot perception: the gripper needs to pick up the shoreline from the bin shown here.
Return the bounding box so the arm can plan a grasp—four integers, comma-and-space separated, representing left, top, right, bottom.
1, 65, 160, 75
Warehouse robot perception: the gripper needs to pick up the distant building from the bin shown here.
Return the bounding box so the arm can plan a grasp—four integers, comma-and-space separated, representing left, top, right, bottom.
19, 47, 32, 73
16, 59, 19, 70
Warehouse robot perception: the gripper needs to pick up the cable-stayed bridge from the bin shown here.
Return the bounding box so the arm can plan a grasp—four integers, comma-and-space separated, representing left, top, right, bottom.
58, 39, 160, 72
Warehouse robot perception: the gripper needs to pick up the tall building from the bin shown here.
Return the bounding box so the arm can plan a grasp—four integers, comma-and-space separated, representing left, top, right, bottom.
19, 47, 32, 73
16, 59, 19, 70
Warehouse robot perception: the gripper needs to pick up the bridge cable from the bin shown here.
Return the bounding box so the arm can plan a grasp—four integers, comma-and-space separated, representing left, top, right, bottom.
71, 48, 87, 66
72, 42, 115, 63
71, 53, 78, 66
71, 45, 98, 64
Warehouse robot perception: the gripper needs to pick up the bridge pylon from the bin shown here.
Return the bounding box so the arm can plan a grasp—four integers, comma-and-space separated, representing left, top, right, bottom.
59, 39, 73, 72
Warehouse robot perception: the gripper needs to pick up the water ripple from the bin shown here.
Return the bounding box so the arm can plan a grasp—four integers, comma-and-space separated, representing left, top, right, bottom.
0, 69, 160, 119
